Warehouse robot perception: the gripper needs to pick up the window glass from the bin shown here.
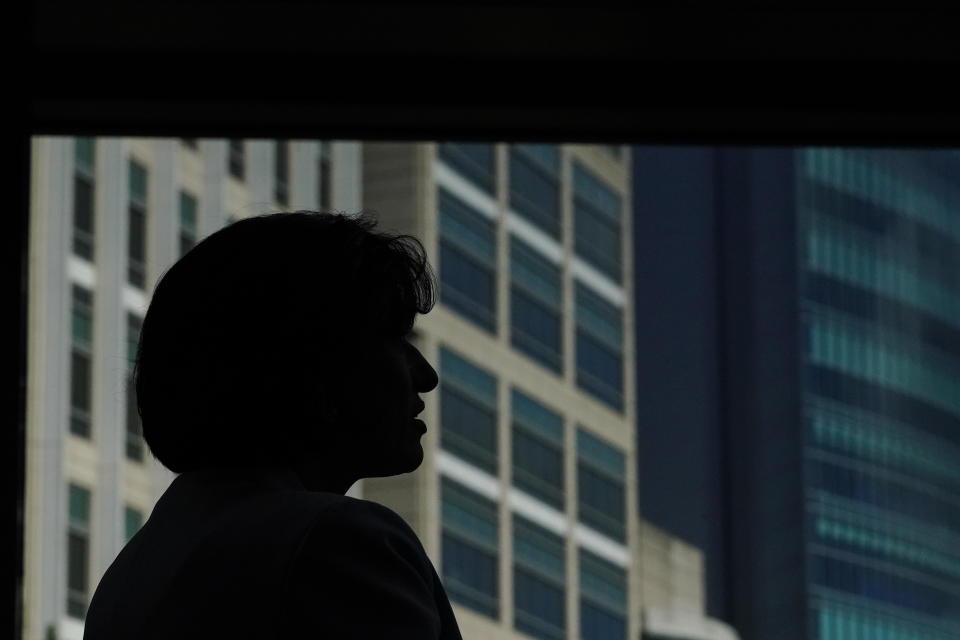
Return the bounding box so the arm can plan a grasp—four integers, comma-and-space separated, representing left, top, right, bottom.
509, 144, 561, 238
441, 477, 499, 619
511, 389, 564, 510
438, 187, 497, 332
438, 142, 496, 195
577, 428, 625, 541
513, 515, 566, 639
440, 347, 498, 473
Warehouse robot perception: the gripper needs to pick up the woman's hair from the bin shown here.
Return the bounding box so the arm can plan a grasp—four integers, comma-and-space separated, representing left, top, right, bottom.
134, 211, 436, 472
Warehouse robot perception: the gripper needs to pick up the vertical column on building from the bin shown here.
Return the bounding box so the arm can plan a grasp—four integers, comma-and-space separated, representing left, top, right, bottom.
290, 141, 319, 210
620, 148, 641, 640
201, 141, 227, 237
94, 138, 125, 575
331, 142, 362, 213
27, 137, 71, 637
248, 140, 272, 210
147, 140, 179, 497
493, 142, 513, 631
559, 144, 580, 637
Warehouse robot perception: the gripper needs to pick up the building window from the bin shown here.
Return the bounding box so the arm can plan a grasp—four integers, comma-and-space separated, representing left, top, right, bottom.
441, 477, 500, 620
509, 144, 561, 239
438, 142, 496, 195
579, 548, 627, 640
439, 347, 498, 474
510, 236, 562, 374
178, 190, 198, 257
576, 428, 625, 542
318, 141, 332, 210
573, 162, 622, 283
228, 139, 245, 180
438, 187, 497, 333
575, 282, 623, 411
67, 483, 91, 619
72, 137, 95, 260
125, 313, 144, 462
124, 506, 144, 543
70, 285, 93, 438
513, 515, 566, 640
127, 159, 148, 289
274, 140, 289, 206
511, 388, 564, 510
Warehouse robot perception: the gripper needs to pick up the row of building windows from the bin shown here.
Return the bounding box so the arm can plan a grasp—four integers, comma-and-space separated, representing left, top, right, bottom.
802, 273, 960, 364
437, 185, 624, 412
806, 454, 960, 529
68, 285, 145, 461
438, 142, 625, 284
810, 553, 959, 618
817, 600, 957, 640
813, 515, 960, 582
440, 476, 627, 639
73, 138, 333, 272
803, 211, 960, 329
804, 312, 960, 416
225, 138, 333, 210
66, 483, 144, 619
438, 346, 627, 541
798, 178, 960, 292
800, 148, 960, 243
806, 402, 960, 493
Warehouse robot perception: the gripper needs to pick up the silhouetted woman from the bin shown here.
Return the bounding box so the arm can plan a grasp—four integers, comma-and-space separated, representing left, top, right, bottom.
84, 212, 462, 639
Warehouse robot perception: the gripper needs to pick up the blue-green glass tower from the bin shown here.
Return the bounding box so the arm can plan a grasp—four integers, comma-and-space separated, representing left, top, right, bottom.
633, 147, 960, 640
797, 149, 960, 640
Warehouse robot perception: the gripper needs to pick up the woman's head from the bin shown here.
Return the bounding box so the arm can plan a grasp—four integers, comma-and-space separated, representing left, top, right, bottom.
134, 211, 438, 474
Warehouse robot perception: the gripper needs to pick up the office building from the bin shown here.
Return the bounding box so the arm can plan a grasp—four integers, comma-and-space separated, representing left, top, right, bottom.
25, 136, 359, 640
634, 148, 960, 640
362, 142, 640, 639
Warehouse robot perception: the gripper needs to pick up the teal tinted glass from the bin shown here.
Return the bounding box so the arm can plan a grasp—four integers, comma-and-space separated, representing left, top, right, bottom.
575, 283, 622, 350
513, 515, 565, 582
71, 286, 93, 347
441, 477, 498, 549
577, 428, 625, 478
179, 191, 197, 229
438, 187, 496, 263
75, 138, 94, 171
124, 507, 143, 541
515, 144, 559, 173
579, 548, 626, 613
573, 163, 620, 222
510, 236, 561, 307
68, 484, 90, 525
512, 388, 563, 445
129, 160, 147, 202
440, 346, 497, 408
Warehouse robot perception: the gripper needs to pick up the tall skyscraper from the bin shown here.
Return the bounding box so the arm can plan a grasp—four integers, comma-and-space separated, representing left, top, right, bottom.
25, 136, 360, 640
634, 148, 960, 640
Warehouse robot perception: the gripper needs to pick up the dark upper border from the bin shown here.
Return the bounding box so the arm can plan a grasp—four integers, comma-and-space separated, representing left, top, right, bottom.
25, 3, 960, 145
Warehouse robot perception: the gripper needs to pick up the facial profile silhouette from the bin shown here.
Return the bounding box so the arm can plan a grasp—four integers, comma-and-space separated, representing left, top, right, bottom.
83, 212, 462, 640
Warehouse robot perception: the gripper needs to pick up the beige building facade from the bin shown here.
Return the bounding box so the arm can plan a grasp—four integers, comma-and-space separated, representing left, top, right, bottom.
24, 136, 360, 640
362, 142, 640, 640
639, 520, 739, 640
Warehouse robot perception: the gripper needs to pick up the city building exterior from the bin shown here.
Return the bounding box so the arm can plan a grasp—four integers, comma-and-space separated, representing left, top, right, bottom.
24, 136, 360, 640
361, 142, 640, 639
27, 137, 640, 640
634, 147, 960, 640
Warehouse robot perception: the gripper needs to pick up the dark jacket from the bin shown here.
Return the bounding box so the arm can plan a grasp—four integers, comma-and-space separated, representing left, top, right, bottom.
83, 467, 462, 639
